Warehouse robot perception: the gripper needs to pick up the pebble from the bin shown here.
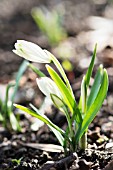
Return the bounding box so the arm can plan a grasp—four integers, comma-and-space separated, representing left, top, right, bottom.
105, 142, 113, 149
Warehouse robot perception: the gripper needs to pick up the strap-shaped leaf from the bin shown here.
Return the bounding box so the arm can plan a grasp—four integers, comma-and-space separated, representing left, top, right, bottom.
81, 76, 87, 114
46, 65, 76, 114
11, 60, 28, 105
48, 125, 64, 146
0, 84, 21, 131
79, 44, 97, 110
51, 94, 65, 109
87, 64, 103, 110
3, 84, 15, 113
9, 110, 21, 131
51, 94, 76, 138
72, 107, 82, 125
50, 94, 71, 124
14, 104, 65, 146
76, 69, 108, 142
30, 102, 64, 146
51, 54, 74, 97
85, 44, 97, 86
28, 63, 45, 77
0, 111, 3, 121
0, 99, 4, 120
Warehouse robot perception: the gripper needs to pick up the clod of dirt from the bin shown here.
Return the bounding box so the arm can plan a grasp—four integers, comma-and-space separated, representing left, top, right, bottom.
104, 159, 113, 170
39, 152, 78, 170
78, 159, 91, 170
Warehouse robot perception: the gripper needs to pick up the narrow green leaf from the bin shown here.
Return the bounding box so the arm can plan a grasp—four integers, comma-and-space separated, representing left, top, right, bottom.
0, 86, 21, 131
31, 8, 46, 33
72, 107, 82, 125
30, 102, 64, 146
0, 98, 2, 108
71, 107, 82, 143
48, 125, 64, 146
51, 94, 74, 138
11, 60, 28, 105
4, 84, 15, 113
9, 111, 21, 131
51, 94, 65, 109
28, 63, 45, 77
51, 55, 74, 97
81, 76, 87, 114
87, 64, 103, 110
85, 44, 97, 86
76, 69, 108, 142
46, 65, 76, 114
14, 104, 65, 136
78, 44, 97, 111
0, 112, 3, 121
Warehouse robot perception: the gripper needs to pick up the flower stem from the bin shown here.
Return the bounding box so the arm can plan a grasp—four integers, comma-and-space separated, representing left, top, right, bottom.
79, 131, 87, 150
62, 106, 74, 138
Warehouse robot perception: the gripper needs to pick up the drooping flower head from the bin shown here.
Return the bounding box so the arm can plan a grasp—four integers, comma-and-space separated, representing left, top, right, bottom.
36, 77, 63, 107
13, 40, 51, 63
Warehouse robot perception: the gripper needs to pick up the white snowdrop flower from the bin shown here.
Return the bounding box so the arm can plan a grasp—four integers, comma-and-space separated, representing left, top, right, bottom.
36, 77, 63, 107
13, 40, 51, 63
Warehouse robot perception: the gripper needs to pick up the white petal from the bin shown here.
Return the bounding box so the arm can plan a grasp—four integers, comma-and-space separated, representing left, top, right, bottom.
13, 40, 51, 63
37, 77, 64, 107
36, 77, 61, 98
12, 49, 25, 58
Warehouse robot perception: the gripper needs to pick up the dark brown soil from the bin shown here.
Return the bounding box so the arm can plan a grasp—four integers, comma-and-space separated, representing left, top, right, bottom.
0, 0, 113, 169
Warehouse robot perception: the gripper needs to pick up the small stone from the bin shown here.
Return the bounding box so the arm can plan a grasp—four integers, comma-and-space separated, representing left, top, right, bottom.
105, 142, 113, 149
46, 161, 54, 164
102, 122, 113, 133
32, 159, 38, 164
96, 135, 108, 144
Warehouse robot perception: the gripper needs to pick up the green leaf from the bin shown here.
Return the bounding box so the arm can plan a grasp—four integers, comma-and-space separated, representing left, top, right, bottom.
76, 69, 108, 142
48, 125, 64, 146
85, 44, 97, 86
87, 64, 103, 110
79, 44, 97, 111
31, 8, 46, 33
46, 65, 76, 114
28, 63, 45, 77
72, 107, 82, 125
51, 94, 74, 138
12, 158, 22, 165
9, 110, 21, 131
4, 83, 15, 113
30, 103, 64, 146
11, 60, 28, 105
51, 94, 65, 109
0, 111, 3, 121
31, 8, 67, 45
14, 104, 65, 142
71, 107, 82, 144
51, 55, 74, 97
81, 76, 87, 114
0, 83, 21, 131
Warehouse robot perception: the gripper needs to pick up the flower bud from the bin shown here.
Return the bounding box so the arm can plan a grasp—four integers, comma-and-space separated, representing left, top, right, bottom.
13, 40, 51, 63
36, 77, 63, 107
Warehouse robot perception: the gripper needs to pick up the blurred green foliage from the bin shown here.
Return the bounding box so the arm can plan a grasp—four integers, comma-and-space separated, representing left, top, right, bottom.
31, 7, 67, 46
0, 60, 28, 131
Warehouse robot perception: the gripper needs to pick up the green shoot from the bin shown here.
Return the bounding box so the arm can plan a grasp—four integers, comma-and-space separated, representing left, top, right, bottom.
0, 60, 28, 131
13, 40, 109, 153
31, 7, 67, 45
12, 157, 23, 166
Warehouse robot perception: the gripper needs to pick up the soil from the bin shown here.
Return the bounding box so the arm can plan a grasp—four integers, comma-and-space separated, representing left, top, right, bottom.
0, 0, 113, 169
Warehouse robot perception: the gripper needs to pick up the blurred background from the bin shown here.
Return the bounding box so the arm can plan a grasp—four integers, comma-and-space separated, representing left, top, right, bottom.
0, 1, 113, 169
0, 0, 113, 90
